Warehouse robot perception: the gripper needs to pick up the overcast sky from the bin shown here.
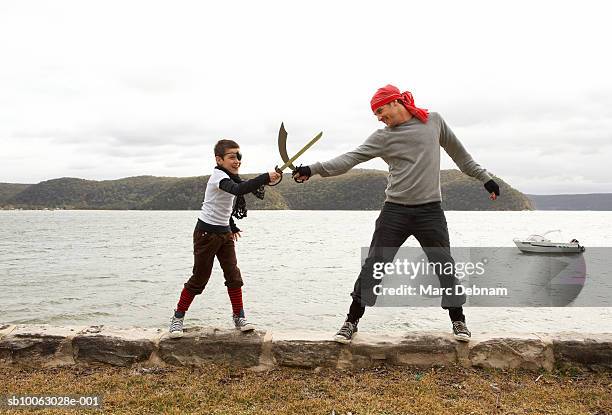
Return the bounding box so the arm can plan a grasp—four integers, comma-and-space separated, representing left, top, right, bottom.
1, 0, 611, 194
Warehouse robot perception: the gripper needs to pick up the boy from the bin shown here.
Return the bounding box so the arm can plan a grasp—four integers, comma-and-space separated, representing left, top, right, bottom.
169, 139, 281, 338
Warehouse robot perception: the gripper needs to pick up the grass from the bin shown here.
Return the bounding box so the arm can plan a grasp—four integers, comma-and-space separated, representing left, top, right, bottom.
0, 364, 610, 414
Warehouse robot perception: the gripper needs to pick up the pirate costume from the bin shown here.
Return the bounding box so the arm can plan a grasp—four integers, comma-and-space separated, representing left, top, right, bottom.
169, 165, 270, 337
302, 85, 499, 343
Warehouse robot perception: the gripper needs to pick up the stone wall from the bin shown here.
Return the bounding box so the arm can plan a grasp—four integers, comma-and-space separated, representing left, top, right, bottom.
0, 324, 610, 371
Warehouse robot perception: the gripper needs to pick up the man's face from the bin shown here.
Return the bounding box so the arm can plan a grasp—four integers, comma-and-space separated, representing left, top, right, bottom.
374, 101, 403, 127
216, 147, 241, 174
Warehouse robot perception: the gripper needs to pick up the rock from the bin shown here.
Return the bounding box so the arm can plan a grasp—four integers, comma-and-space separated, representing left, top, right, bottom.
73, 326, 157, 367
159, 327, 263, 367
0, 324, 15, 340
272, 332, 343, 368
350, 332, 458, 368
468, 334, 554, 370
249, 330, 274, 372
0, 325, 83, 366
0, 325, 608, 371
552, 333, 612, 370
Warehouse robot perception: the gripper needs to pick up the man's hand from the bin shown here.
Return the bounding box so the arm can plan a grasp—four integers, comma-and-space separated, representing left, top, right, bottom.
292, 165, 311, 183
231, 231, 242, 241
484, 179, 500, 201
268, 171, 282, 185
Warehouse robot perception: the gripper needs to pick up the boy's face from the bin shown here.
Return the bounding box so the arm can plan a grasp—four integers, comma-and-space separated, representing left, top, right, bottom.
216, 147, 241, 174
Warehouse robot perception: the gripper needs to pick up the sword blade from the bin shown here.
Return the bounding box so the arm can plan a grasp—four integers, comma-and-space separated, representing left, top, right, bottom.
277, 122, 295, 170
277, 131, 323, 172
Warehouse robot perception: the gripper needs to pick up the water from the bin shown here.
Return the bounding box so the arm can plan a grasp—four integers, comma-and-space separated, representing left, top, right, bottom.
1, 210, 611, 334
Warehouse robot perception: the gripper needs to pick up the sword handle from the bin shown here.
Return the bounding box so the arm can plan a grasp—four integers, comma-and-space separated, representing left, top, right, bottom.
268, 166, 283, 186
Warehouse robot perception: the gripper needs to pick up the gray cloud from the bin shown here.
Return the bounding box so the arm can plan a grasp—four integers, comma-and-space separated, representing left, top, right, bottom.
1, 0, 611, 195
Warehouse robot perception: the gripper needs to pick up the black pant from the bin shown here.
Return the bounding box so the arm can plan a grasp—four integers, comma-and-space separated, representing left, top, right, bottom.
348, 201, 465, 322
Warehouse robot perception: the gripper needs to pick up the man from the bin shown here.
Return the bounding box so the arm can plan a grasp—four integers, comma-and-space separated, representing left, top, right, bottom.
293, 84, 500, 343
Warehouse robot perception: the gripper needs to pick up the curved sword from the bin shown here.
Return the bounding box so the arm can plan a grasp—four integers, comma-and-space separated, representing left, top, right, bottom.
276, 122, 323, 172
277, 122, 294, 171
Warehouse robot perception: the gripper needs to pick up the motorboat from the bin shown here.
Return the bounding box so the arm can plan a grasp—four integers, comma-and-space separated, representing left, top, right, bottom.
513, 230, 585, 253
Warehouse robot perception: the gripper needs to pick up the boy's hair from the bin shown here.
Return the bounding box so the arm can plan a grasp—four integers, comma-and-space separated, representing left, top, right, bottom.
214, 139, 240, 157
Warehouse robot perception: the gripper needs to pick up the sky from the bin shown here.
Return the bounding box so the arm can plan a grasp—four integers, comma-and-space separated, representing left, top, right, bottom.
1, 0, 611, 194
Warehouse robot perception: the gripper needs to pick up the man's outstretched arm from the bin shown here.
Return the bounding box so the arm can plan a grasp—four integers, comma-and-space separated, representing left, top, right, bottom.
293, 132, 382, 182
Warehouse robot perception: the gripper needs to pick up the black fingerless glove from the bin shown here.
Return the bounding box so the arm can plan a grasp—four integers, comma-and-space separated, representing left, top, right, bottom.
484, 179, 500, 196
292, 165, 311, 180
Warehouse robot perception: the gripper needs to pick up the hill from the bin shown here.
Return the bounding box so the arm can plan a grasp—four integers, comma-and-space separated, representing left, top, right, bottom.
0, 170, 532, 211
0, 183, 31, 204
528, 193, 612, 210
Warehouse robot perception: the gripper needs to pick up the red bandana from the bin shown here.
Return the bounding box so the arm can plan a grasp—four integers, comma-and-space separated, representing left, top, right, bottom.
370, 84, 429, 123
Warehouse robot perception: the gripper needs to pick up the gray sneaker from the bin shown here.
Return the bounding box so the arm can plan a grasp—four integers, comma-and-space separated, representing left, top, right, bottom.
233, 314, 255, 332
334, 320, 358, 344
169, 315, 184, 338
452, 320, 471, 342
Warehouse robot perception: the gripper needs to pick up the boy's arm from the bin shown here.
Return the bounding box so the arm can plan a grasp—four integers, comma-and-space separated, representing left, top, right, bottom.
219, 173, 270, 196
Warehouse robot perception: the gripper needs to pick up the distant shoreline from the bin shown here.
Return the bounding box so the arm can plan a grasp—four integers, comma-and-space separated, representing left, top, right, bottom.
2, 171, 611, 210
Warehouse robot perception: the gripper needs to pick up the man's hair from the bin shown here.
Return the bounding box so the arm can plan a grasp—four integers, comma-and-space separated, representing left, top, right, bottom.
214, 139, 240, 157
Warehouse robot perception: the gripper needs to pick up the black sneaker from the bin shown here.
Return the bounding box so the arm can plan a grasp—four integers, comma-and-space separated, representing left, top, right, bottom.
333, 320, 358, 344
452, 320, 471, 342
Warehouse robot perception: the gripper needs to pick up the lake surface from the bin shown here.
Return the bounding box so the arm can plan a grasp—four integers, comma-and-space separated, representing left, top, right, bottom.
1, 210, 611, 334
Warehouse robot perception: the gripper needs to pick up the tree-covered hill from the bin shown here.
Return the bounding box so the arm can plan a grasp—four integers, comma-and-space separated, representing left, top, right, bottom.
0, 169, 533, 211
0, 183, 31, 204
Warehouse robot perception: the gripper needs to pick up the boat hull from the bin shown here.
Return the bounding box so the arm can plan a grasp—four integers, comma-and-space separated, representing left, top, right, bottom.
513, 240, 585, 253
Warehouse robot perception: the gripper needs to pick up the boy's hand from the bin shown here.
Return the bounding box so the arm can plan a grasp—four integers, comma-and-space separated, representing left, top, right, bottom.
231, 231, 241, 241
268, 171, 282, 185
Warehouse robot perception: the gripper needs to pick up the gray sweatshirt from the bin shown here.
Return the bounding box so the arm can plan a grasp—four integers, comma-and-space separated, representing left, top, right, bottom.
309, 112, 492, 205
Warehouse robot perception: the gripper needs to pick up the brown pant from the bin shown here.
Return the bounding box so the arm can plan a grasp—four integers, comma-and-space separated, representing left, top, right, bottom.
183, 228, 243, 295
